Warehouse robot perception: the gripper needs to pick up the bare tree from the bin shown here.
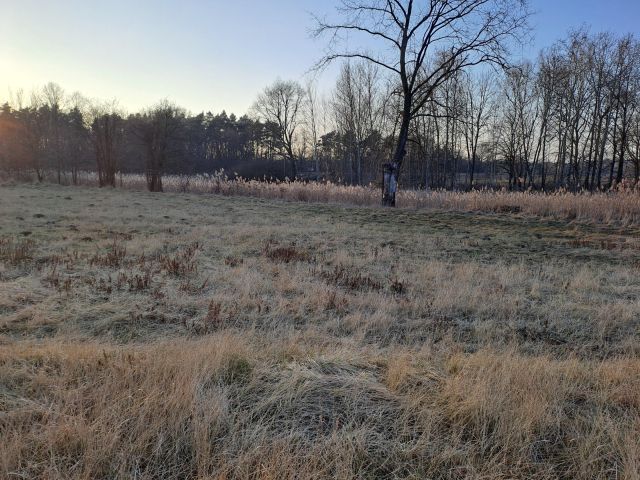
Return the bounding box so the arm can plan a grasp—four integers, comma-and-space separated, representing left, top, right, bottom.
137, 100, 185, 192
462, 71, 493, 187
315, 0, 530, 203
9, 88, 25, 111
41, 82, 66, 184
629, 110, 640, 182
305, 81, 322, 177
253, 80, 306, 178
332, 61, 385, 184
580, 33, 615, 190
90, 101, 122, 188
611, 36, 639, 186
496, 63, 539, 189
23, 91, 49, 182
534, 48, 561, 190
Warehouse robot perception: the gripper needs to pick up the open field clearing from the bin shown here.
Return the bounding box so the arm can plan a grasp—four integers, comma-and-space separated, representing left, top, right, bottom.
1, 184, 639, 479
9, 172, 640, 226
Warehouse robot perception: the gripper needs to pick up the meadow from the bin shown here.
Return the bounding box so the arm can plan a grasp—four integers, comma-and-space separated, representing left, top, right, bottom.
16, 170, 640, 225
1, 183, 639, 479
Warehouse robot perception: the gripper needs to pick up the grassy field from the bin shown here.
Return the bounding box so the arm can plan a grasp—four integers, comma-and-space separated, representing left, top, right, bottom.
1, 184, 639, 479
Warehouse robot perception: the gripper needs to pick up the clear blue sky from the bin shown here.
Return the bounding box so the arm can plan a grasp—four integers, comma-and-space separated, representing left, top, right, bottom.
1, 0, 639, 115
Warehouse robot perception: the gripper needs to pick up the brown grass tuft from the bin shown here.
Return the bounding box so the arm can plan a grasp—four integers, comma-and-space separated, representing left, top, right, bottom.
263, 242, 311, 263
89, 240, 126, 268
0, 236, 36, 265
315, 263, 382, 291
160, 242, 200, 276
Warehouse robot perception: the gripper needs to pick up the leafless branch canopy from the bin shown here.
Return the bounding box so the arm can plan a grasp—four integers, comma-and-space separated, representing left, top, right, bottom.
315, 0, 531, 120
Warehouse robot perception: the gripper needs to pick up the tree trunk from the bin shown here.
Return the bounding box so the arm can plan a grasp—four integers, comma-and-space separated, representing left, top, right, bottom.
383, 103, 411, 207
394, 109, 411, 167
469, 152, 477, 188
147, 172, 163, 192
616, 117, 627, 184
382, 163, 398, 207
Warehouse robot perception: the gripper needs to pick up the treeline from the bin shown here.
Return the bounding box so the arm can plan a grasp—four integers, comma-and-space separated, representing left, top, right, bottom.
0, 30, 639, 191
392, 30, 640, 190
0, 92, 292, 191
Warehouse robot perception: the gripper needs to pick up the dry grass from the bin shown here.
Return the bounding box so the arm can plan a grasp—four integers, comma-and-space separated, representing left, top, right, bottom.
24, 170, 638, 226
1, 184, 639, 479
0, 237, 36, 266
2, 340, 638, 479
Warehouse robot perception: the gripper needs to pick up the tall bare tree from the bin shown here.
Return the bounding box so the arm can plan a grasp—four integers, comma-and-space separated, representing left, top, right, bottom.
462, 71, 494, 187
315, 0, 530, 203
611, 36, 640, 186
253, 80, 306, 178
305, 81, 321, 176
332, 61, 385, 184
41, 82, 66, 184
629, 110, 640, 182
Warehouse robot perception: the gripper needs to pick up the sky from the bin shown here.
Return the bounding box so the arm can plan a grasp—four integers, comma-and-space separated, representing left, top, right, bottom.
1, 0, 639, 115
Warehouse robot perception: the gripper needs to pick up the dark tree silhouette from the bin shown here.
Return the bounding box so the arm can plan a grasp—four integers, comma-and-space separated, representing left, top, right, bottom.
136, 100, 185, 192
91, 103, 122, 188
